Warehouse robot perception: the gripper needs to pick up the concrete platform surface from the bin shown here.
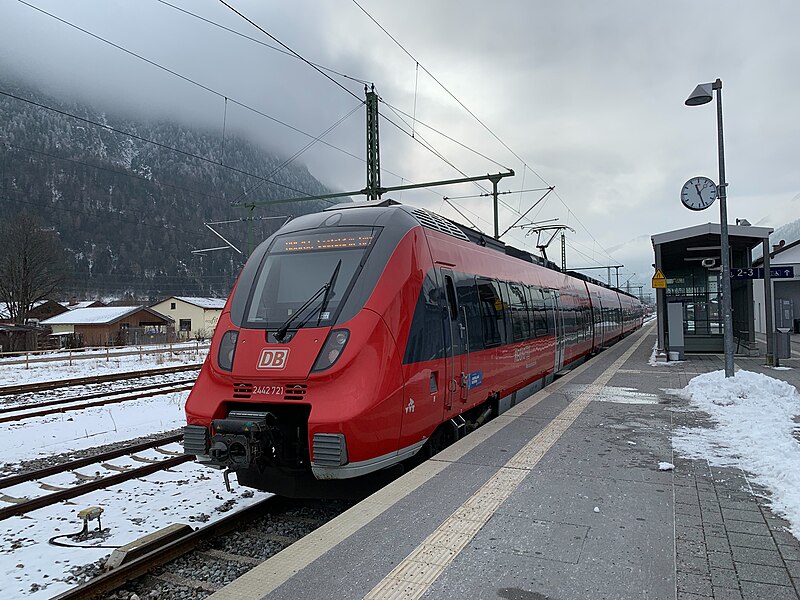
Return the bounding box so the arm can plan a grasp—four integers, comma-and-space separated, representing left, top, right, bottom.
210, 323, 800, 600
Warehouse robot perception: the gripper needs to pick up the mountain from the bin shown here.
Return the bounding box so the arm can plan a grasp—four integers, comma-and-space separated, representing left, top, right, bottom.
751, 219, 800, 261
0, 77, 348, 301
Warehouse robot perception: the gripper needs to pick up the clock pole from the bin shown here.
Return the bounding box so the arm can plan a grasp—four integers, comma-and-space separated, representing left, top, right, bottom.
714, 80, 735, 378
686, 78, 734, 378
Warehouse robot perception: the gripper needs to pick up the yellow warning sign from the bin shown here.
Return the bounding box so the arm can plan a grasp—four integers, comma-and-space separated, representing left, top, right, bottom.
652, 269, 667, 289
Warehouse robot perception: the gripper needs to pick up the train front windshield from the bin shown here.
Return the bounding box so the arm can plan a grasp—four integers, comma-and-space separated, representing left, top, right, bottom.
244, 228, 376, 329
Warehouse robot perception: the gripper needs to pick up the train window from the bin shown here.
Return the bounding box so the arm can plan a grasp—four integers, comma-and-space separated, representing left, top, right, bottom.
543, 289, 556, 335
456, 275, 484, 352
507, 283, 530, 342
529, 287, 548, 338
403, 271, 446, 365
496, 281, 513, 344
444, 275, 458, 321
476, 278, 505, 347
243, 228, 375, 328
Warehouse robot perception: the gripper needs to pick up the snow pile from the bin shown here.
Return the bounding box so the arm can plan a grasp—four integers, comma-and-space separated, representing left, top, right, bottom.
673, 369, 800, 537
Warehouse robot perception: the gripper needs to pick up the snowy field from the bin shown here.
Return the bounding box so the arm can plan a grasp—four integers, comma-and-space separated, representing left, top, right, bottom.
672, 370, 800, 538
0, 346, 273, 600
0, 343, 209, 387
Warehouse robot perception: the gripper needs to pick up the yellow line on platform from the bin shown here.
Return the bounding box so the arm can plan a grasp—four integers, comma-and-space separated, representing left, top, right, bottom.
364, 329, 652, 600
209, 324, 654, 600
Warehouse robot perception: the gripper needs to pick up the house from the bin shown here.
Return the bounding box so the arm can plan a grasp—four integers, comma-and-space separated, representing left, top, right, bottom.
149, 296, 226, 340
0, 300, 69, 324
0, 323, 41, 353
41, 306, 174, 347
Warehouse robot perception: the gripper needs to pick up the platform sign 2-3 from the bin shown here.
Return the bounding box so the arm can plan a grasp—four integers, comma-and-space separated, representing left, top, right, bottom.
730, 266, 794, 280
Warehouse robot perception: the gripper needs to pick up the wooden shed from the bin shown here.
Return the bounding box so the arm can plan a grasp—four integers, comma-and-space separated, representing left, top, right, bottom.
41, 306, 174, 347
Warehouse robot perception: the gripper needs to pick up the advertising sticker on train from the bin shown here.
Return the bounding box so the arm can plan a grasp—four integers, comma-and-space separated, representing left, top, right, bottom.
652, 269, 666, 289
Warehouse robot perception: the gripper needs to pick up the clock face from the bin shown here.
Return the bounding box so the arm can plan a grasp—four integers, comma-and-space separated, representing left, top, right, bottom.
681, 177, 718, 211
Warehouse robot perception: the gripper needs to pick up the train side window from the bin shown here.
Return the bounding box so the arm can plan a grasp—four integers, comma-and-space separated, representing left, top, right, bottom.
507, 283, 530, 342
456, 274, 484, 351
543, 289, 555, 335
476, 278, 505, 347
530, 287, 548, 338
496, 280, 513, 344
444, 275, 458, 321
524, 285, 536, 340
402, 270, 446, 364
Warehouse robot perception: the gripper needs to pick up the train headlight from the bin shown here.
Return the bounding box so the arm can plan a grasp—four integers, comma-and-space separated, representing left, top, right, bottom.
312, 329, 349, 371
217, 330, 239, 372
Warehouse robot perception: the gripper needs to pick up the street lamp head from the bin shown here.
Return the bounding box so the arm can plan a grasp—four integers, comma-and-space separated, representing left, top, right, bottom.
685, 83, 714, 106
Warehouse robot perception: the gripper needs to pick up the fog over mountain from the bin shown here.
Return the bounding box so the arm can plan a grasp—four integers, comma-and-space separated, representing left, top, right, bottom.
0, 76, 347, 301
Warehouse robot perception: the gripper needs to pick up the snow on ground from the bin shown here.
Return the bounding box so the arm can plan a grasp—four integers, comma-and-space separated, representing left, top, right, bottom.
0, 344, 255, 599
0, 344, 208, 387
672, 369, 800, 538
0, 382, 267, 599
648, 342, 683, 367
0, 454, 270, 600
0, 390, 191, 470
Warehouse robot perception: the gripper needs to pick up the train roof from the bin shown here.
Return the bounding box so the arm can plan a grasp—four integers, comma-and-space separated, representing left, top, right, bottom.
325, 199, 636, 299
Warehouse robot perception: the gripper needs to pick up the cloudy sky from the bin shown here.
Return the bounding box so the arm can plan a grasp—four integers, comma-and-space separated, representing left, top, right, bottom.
2, 0, 800, 296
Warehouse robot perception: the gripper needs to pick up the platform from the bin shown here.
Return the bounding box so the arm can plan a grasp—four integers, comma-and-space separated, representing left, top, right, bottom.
210, 323, 800, 600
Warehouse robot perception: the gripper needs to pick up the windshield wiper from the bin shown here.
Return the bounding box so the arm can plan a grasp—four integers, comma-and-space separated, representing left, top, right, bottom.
316, 260, 342, 327
274, 284, 328, 342
273, 260, 343, 342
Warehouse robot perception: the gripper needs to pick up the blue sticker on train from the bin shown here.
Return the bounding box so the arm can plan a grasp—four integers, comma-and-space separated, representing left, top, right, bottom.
468, 370, 483, 389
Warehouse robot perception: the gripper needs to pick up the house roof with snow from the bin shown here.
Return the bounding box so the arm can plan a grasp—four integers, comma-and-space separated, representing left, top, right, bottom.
172, 297, 227, 310
60, 300, 105, 310
41, 306, 172, 326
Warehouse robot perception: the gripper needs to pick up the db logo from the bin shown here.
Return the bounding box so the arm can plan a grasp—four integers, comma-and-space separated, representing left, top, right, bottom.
257, 348, 289, 369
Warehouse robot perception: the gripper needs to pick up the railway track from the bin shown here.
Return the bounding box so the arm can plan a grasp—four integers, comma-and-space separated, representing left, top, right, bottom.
0, 436, 190, 521
51, 497, 352, 600
0, 380, 196, 423
0, 378, 197, 414
0, 363, 203, 396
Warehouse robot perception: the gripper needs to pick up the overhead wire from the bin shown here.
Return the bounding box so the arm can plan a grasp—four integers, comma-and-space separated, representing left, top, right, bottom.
19, 0, 518, 218
15, 0, 367, 170
230, 101, 364, 205
350, 0, 625, 266
0, 89, 323, 199
379, 99, 511, 171
155, 0, 373, 86
1, 139, 225, 202
217, 0, 362, 103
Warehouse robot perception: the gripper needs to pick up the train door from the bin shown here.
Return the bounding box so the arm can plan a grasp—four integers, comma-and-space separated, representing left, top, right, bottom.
550, 289, 566, 372
440, 269, 468, 410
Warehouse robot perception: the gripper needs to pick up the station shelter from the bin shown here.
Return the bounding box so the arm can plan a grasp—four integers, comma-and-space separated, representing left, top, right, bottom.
651, 223, 773, 361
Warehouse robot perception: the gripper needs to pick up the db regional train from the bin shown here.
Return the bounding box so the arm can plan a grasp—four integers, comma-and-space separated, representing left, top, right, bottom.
183, 200, 644, 497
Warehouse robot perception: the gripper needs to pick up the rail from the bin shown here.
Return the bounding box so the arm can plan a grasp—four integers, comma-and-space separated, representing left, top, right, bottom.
0, 363, 202, 396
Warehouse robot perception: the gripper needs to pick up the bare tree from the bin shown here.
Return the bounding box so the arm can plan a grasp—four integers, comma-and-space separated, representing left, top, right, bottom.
0, 212, 67, 324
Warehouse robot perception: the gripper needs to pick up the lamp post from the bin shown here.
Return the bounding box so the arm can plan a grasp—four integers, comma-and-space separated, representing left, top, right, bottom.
685, 78, 734, 377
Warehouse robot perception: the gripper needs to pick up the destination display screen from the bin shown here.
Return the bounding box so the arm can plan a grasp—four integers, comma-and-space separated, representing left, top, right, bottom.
277, 230, 375, 253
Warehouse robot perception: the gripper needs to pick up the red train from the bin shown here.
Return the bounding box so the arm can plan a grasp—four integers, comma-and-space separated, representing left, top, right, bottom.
183, 200, 644, 497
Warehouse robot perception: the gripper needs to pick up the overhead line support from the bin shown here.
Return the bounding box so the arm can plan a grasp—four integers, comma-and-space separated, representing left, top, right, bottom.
366, 85, 381, 199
